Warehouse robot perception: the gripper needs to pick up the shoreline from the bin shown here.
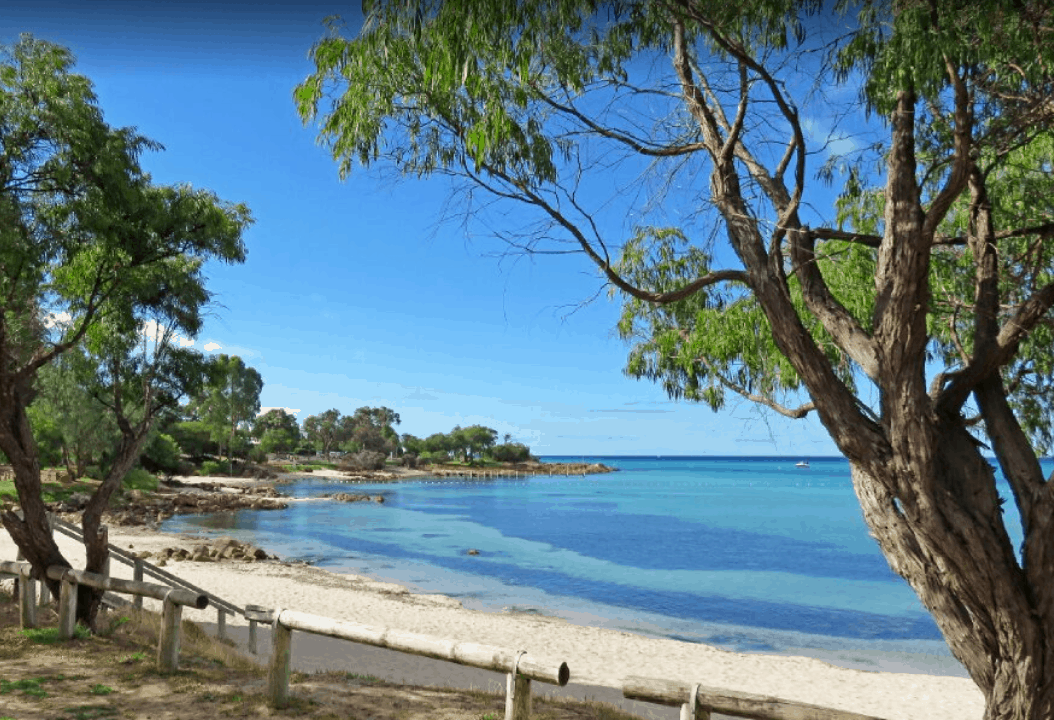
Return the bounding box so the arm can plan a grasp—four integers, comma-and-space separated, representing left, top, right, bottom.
3, 472, 985, 719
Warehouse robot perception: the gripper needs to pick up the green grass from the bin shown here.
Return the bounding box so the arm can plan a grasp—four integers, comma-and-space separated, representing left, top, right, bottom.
0, 477, 99, 503
0, 676, 57, 698
89, 684, 114, 695
22, 625, 91, 644
279, 462, 336, 472
119, 651, 147, 664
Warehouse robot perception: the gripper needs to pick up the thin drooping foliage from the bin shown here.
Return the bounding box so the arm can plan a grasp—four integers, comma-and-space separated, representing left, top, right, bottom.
296, 2, 1054, 717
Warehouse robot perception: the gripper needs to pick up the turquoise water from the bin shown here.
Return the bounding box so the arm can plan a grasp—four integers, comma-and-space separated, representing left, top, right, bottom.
164, 456, 1028, 675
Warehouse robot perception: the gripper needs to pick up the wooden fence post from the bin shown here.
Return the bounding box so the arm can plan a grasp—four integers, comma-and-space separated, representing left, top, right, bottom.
267, 609, 292, 706
504, 651, 532, 720
245, 604, 269, 655
248, 618, 258, 654
58, 574, 78, 640
158, 590, 183, 672
680, 684, 710, 720
13, 547, 24, 605
133, 559, 144, 609
217, 608, 227, 640
18, 566, 36, 629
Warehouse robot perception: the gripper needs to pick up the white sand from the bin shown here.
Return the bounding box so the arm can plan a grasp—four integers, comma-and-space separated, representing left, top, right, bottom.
0, 519, 984, 720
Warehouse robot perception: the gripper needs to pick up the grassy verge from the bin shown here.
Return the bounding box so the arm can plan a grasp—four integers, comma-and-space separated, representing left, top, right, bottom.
0, 589, 640, 720
0, 477, 101, 504
277, 463, 337, 473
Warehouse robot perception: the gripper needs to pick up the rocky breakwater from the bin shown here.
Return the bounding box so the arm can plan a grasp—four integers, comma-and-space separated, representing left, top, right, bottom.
527, 461, 615, 476
49, 483, 290, 528
326, 492, 386, 503
142, 536, 279, 566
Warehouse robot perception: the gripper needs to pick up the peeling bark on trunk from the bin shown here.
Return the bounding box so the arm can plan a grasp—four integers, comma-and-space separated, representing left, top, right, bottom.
76, 430, 150, 629
848, 419, 1054, 720
0, 397, 72, 601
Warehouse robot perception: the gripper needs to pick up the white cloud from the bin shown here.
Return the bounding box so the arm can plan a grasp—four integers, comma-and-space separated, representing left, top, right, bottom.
139, 319, 195, 348
259, 407, 300, 417
204, 341, 222, 352
43, 311, 73, 329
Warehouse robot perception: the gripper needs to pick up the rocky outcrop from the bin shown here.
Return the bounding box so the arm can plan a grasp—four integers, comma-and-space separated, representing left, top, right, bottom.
327, 493, 386, 504
50, 484, 290, 527
426, 461, 617, 478
146, 536, 279, 565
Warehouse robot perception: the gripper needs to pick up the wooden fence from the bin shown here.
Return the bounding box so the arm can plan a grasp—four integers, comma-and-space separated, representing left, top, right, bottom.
3, 519, 894, 720
0, 559, 207, 671
622, 676, 888, 720
248, 606, 569, 720
47, 514, 244, 639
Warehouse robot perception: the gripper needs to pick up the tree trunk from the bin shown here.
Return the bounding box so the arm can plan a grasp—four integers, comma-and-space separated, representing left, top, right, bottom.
846, 418, 1054, 720
0, 400, 72, 602
77, 430, 149, 628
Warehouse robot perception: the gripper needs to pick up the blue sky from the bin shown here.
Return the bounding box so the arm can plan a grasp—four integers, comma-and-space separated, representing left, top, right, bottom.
4, 1, 843, 456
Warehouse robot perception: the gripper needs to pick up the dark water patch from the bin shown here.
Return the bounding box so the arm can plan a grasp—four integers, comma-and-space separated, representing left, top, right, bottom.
399, 499, 894, 582
257, 525, 940, 641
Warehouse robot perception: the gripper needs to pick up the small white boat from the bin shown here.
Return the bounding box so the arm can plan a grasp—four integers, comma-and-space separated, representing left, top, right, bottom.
795, 460, 810, 468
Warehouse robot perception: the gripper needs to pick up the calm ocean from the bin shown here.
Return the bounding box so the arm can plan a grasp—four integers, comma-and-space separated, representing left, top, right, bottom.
163, 456, 1033, 676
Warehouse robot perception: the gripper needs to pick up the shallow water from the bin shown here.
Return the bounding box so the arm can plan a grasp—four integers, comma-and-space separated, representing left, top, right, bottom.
164, 455, 1032, 676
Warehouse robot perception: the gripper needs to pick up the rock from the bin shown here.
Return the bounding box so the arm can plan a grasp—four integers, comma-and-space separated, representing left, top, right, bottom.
253, 547, 268, 560
67, 492, 92, 509
467, 548, 480, 556
372, 495, 385, 503
158, 559, 167, 567
211, 536, 238, 550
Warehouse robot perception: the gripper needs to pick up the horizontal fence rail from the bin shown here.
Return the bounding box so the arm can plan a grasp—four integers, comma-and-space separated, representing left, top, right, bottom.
264, 607, 569, 719
3, 556, 207, 672
46, 566, 208, 610
48, 514, 243, 635
623, 676, 889, 720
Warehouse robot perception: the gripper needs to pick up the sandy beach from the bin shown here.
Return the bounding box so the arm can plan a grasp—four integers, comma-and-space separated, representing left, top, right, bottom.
0, 476, 985, 720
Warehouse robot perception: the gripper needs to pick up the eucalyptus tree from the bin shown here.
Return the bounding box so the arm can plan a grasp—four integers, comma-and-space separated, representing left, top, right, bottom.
297, 1, 1054, 716
252, 408, 301, 454
302, 408, 354, 455
190, 354, 263, 472
0, 35, 250, 624
348, 405, 401, 453
71, 307, 215, 623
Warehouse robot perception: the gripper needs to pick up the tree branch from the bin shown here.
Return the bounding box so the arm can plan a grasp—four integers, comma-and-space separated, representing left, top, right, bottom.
921, 60, 973, 238
703, 357, 817, 419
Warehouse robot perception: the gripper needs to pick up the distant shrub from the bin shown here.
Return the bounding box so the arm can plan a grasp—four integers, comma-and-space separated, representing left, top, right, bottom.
401, 453, 418, 469
169, 421, 217, 459
340, 450, 386, 471
199, 460, 227, 476
141, 433, 182, 475
247, 446, 268, 463
489, 443, 532, 463
122, 467, 158, 492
